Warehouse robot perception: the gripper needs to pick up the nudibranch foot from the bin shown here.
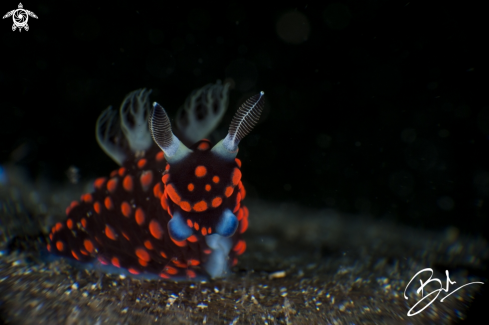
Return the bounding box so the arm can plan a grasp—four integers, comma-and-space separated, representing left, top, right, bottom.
205, 234, 233, 278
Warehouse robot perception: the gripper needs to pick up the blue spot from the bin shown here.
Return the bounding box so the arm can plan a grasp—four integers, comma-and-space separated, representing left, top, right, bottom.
215, 208, 238, 237
168, 211, 193, 241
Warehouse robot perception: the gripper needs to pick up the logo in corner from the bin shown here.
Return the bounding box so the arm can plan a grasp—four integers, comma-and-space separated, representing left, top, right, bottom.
3, 3, 38, 32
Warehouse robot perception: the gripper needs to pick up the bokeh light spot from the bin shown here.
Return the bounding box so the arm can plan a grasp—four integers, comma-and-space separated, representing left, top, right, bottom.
276, 11, 311, 44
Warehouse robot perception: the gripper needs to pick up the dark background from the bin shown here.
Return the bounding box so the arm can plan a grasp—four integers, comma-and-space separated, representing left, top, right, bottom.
0, 0, 487, 323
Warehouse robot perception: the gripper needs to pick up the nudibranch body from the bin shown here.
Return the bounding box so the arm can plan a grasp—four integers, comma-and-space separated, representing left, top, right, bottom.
47, 82, 264, 279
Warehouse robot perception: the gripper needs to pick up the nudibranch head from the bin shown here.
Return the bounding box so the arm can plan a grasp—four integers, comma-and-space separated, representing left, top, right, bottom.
150, 92, 264, 243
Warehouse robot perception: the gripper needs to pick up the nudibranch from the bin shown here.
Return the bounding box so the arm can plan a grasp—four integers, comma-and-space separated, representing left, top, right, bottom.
47, 82, 265, 279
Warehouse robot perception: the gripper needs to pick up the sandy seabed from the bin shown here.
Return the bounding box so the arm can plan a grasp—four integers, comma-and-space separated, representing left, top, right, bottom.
0, 165, 487, 324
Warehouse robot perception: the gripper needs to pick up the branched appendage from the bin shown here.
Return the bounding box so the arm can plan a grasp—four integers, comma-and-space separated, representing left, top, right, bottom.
120, 89, 153, 153
95, 106, 127, 165
175, 80, 231, 146
96, 89, 153, 164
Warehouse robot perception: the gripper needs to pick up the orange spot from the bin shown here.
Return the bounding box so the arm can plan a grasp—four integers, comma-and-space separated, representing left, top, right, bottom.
237, 208, 244, 221
66, 219, 73, 229
212, 196, 222, 208
208, 227, 212, 234
160, 251, 168, 259
212, 176, 220, 183
123, 175, 133, 192
111, 257, 120, 268
140, 170, 153, 189
104, 197, 114, 210
80, 249, 88, 256
233, 240, 247, 255
136, 248, 150, 262
47, 244, 51, 252
122, 232, 130, 241
180, 201, 191, 212
239, 181, 246, 199
193, 200, 208, 212
162, 173, 170, 184
110, 170, 117, 177
153, 183, 164, 198
105, 225, 117, 240
137, 159, 147, 168
81, 218, 87, 228
94, 177, 107, 190
107, 178, 118, 193
118, 167, 126, 176
49, 233, 53, 240
187, 219, 193, 228
187, 183, 194, 191
240, 216, 249, 234
188, 259, 200, 266
171, 237, 187, 247
93, 201, 101, 214
66, 201, 79, 216
144, 240, 153, 250
128, 268, 140, 275
205, 184, 211, 191
203, 249, 212, 255
84, 239, 94, 253
149, 220, 163, 239
194, 222, 200, 231
121, 201, 132, 217
243, 206, 249, 219
156, 151, 165, 161
81, 193, 93, 203
201, 227, 207, 236
135, 208, 145, 225
232, 257, 238, 266
55, 222, 63, 232
160, 193, 168, 210
225, 186, 234, 197
236, 191, 242, 205
165, 266, 178, 275
231, 168, 241, 186
186, 270, 197, 278
235, 158, 242, 167
233, 192, 241, 213
165, 164, 170, 171
197, 141, 210, 150
56, 241, 64, 251
159, 273, 170, 279
139, 259, 148, 267
187, 235, 198, 242
165, 184, 181, 204
72, 250, 80, 260
98, 257, 108, 265
195, 166, 207, 177
173, 259, 187, 268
